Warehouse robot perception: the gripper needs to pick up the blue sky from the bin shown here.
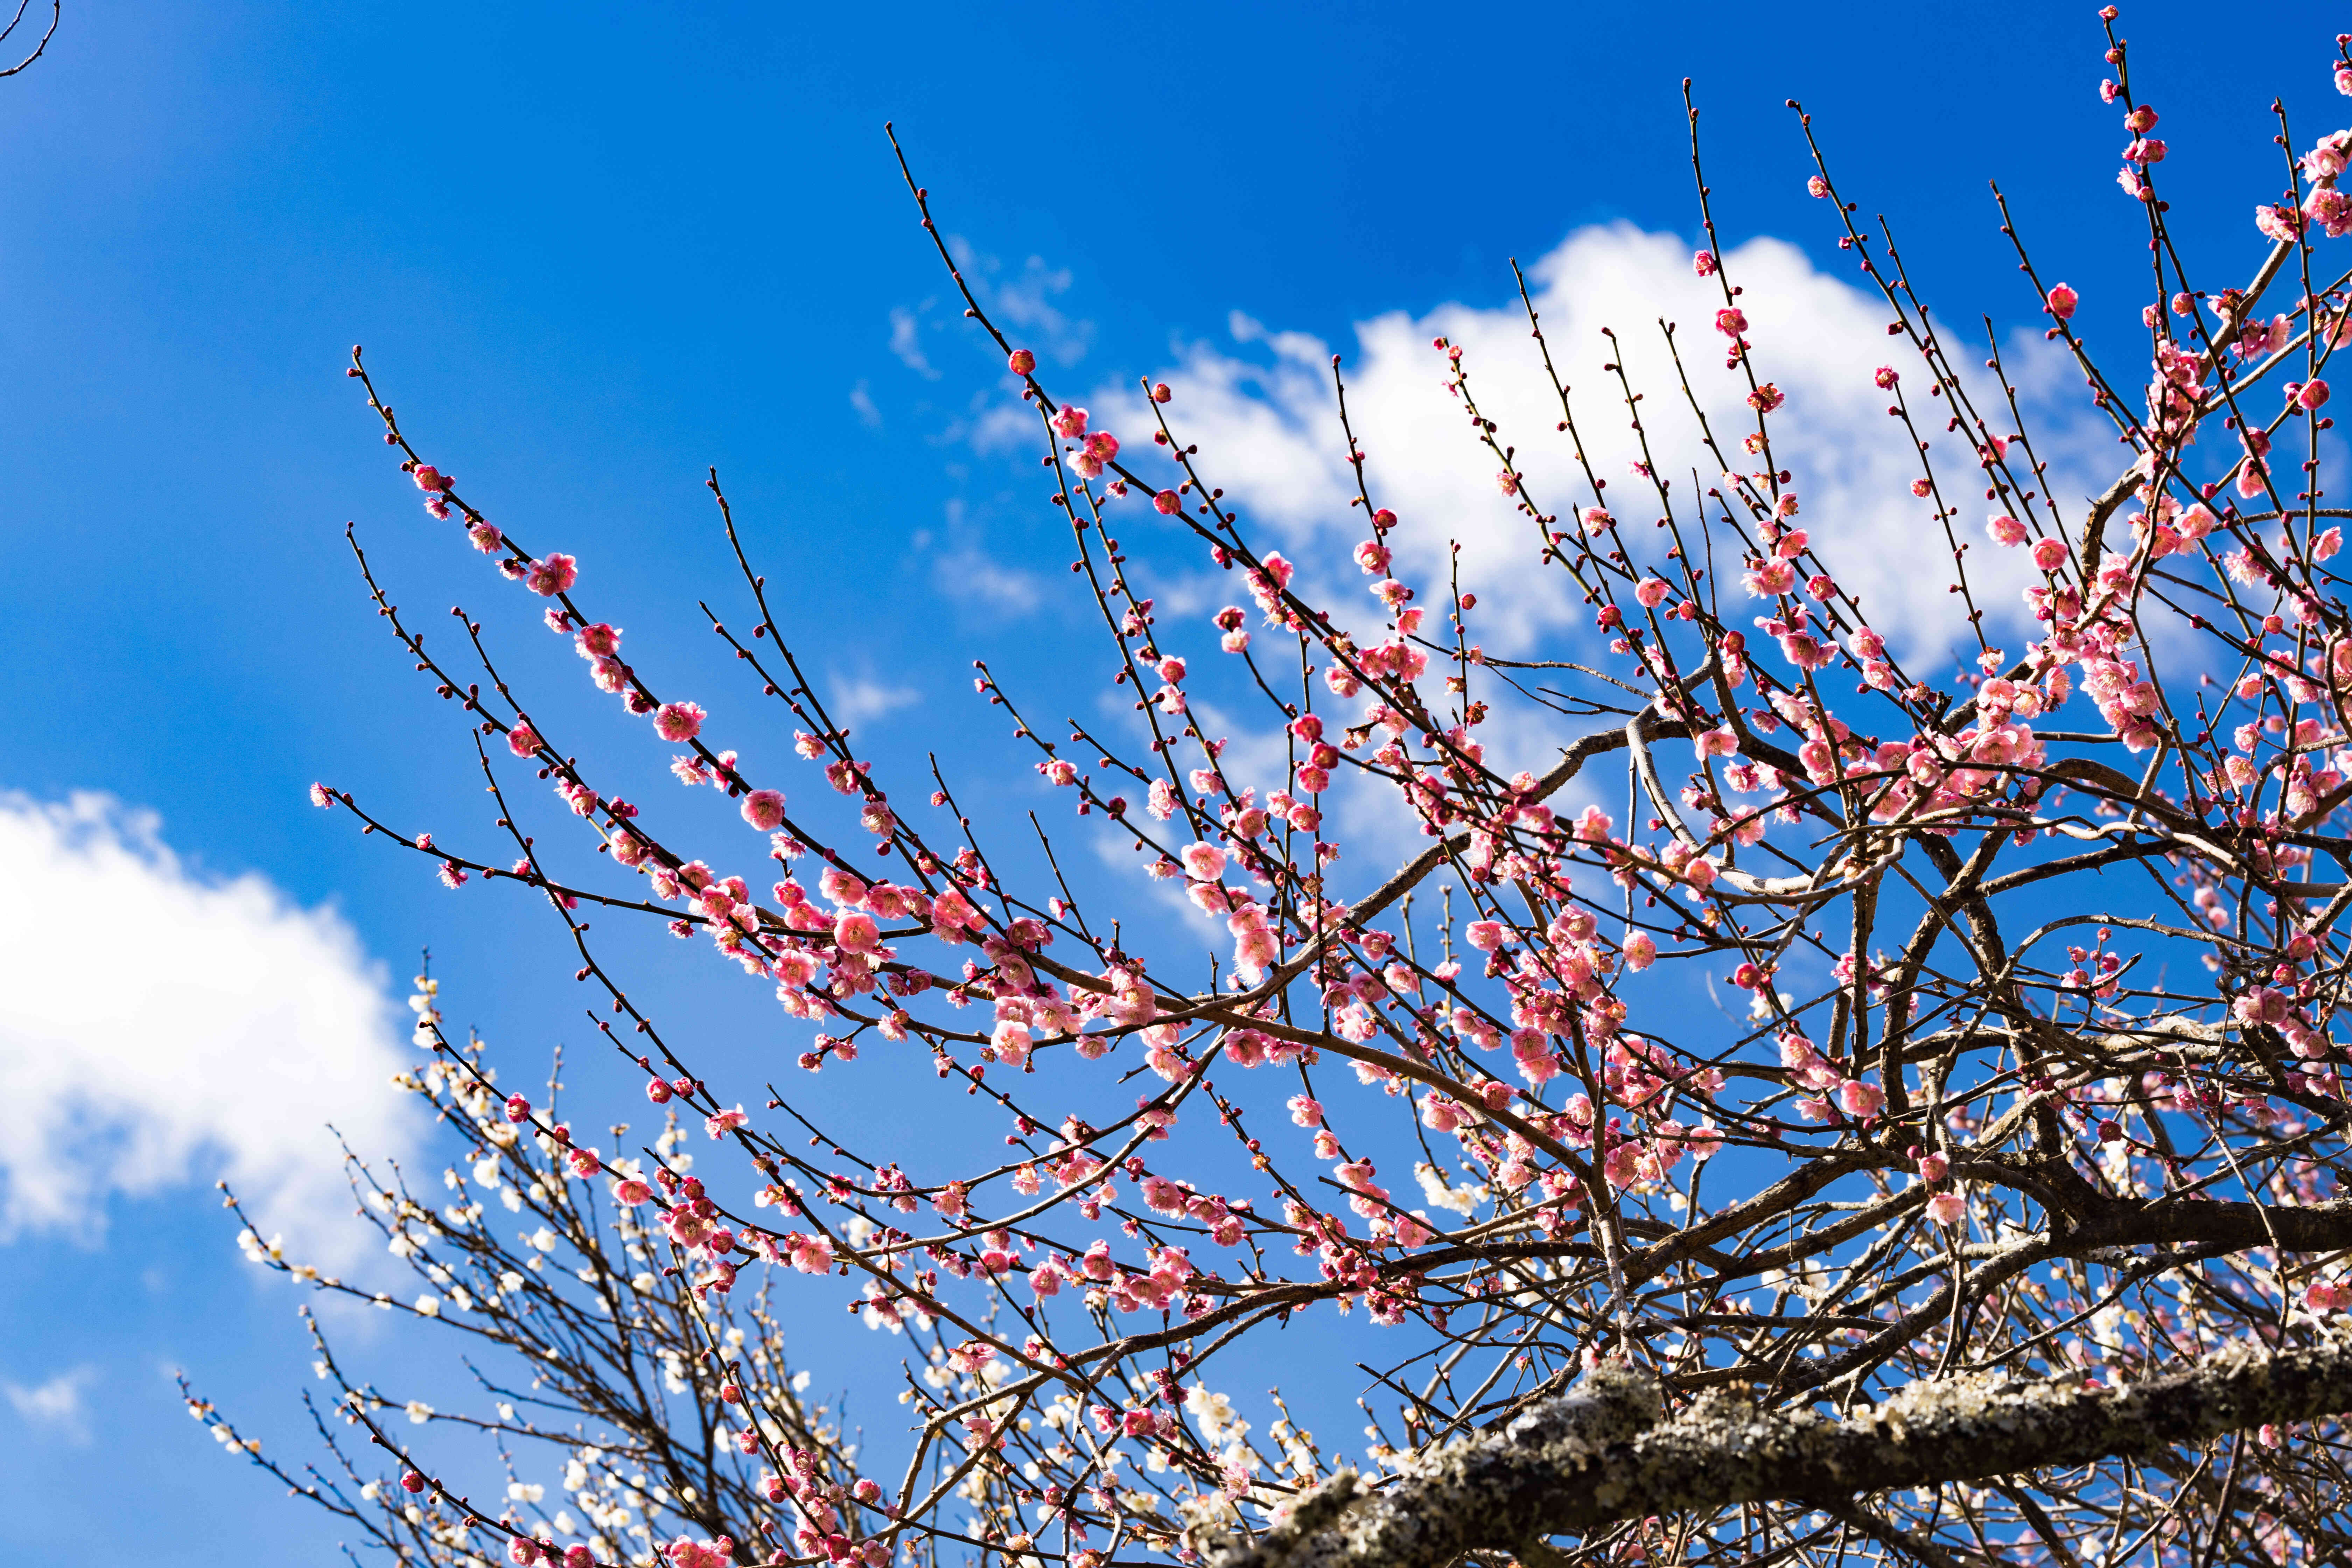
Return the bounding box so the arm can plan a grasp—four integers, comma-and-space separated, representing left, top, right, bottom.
3, 1, 2348, 1560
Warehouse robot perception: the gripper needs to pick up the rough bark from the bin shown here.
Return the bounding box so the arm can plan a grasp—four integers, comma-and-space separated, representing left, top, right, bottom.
1206, 1333, 2352, 1568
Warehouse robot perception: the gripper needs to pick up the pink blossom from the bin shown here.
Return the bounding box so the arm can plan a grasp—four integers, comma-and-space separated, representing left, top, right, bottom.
2240, 315, 2290, 362
2304, 186, 2352, 239
2046, 283, 2079, 320
741, 789, 787, 832
524, 553, 578, 596
1008, 348, 1036, 376
1779, 1032, 1839, 1090
1715, 307, 1749, 338
468, 520, 503, 553
1927, 1191, 1967, 1225
412, 464, 453, 493
1181, 842, 1227, 881
1806, 174, 1829, 198
929, 886, 981, 936
1154, 489, 1182, 514
1693, 249, 1716, 276
1986, 513, 2028, 547
2030, 537, 2068, 572
1837, 1078, 1885, 1121
654, 702, 707, 742
506, 722, 542, 757
1622, 931, 1657, 971
835, 911, 880, 954
2257, 203, 2303, 242
1418, 1095, 1464, 1133
1634, 577, 1670, 608
1778, 630, 1834, 671
2306, 130, 2352, 181
2234, 986, 2292, 1027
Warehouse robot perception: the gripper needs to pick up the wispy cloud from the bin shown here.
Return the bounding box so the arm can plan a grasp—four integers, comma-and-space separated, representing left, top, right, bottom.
889, 305, 940, 379
933, 544, 1044, 615
947, 237, 1094, 367
917, 498, 1048, 616
4, 1365, 96, 1442
849, 379, 882, 428
828, 672, 922, 726
0, 792, 420, 1262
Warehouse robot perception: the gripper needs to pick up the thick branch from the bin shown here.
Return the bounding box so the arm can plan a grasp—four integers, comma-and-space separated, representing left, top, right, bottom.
1209, 1335, 2352, 1568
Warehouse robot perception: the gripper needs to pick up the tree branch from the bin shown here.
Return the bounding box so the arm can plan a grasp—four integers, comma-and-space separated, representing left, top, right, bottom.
1209, 1335, 2352, 1568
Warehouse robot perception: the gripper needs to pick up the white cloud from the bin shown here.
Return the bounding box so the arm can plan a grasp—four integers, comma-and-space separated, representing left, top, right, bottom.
1087, 223, 2104, 668
950, 237, 1094, 367
889, 306, 940, 379
933, 544, 1045, 614
828, 672, 923, 726
849, 379, 882, 428
0, 793, 420, 1261
4, 1366, 94, 1441
979, 224, 2125, 943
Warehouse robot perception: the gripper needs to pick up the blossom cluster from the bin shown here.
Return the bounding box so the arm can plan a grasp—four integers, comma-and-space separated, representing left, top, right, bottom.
212, 19, 2352, 1568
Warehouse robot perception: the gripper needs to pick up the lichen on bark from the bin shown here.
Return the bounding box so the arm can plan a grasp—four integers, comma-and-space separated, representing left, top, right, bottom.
1210, 1334, 2352, 1568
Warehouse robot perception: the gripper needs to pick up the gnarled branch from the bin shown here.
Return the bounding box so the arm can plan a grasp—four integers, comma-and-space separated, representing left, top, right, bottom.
1211, 1335, 2352, 1568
